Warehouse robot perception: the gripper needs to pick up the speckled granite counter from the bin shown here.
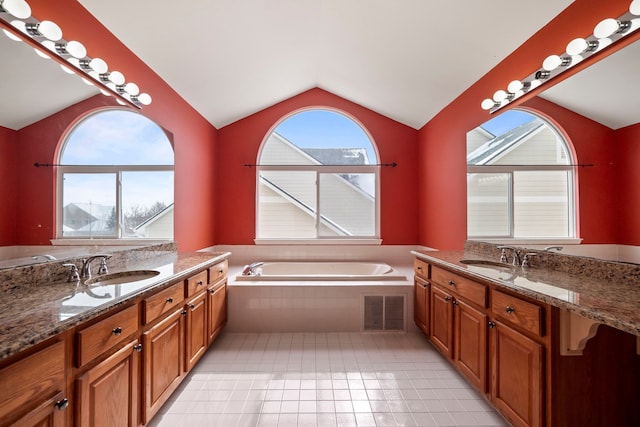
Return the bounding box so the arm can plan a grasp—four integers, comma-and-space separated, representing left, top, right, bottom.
0, 250, 230, 362
412, 248, 640, 337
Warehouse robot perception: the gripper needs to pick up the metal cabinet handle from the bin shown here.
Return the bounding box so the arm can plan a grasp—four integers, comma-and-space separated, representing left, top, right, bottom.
444, 296, 451, 302
448, 280, 455, 286
218, 269, 224, 273
166, 297, 173, 303
111, 326, 122, 336
190, 304, 196, 310
55, 398, 69, 411
505, 306, 515, 314
488, 321, 496, 329
134, 343, 143, 352
181, 309, 187, 316
452, 300, 458, 306
197, 280, 204, 286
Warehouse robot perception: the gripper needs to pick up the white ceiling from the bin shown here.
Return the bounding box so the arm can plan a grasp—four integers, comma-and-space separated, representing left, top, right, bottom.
75, 0, 573, 130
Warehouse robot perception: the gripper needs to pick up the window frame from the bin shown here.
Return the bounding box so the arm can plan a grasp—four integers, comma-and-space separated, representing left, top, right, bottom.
466, 110, 578, 242
254, 109, 381, 245
55, 109, 174, 242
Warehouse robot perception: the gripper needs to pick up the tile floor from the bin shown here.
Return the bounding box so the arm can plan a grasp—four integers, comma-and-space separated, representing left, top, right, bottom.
149, 332, 509, 427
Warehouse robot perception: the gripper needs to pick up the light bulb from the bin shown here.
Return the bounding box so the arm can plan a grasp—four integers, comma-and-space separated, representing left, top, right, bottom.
89, 58, 108, 74
594, 18, 629, 38
137, 93, 152, 105
630, 0, 640, 15
65, 40, 86, 58
0, 0, 31, 19
124, 82, 140, 96
507, 80, 523, 93
108, 71, 125, 85
481, 98, 496, 110
493, 90, 508, 102
566, 38, 599, 55
542, 55, 571, 71
28, 20, 62, 41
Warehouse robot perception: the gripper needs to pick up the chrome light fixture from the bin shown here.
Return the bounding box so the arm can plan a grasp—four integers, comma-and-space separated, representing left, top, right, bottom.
482, 0, 640, 112
0, 0, 152, 108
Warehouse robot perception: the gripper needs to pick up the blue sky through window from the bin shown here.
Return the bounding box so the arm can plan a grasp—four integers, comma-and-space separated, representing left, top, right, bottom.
274, 109, 376, 164
481, 109, 536, 136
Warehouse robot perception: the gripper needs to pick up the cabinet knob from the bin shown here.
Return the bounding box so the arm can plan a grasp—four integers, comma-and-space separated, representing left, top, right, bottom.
55, 398, 69, 411
210, 289, 216, 294
448, 280, 455, 286
444, 296, 451, 302
197, 280, 204, 286
505, 306, 515, 314
218, 269, 224, 274
452, 300, 458, 306
181, 309, 187, 316
416, 266, 422, 271
111, 326, 123, 336
190, 304, 196, 310
134, 343, 143, 352
422, 284, 428, 289
166, 297, 174, 304
488, 321, 496, 329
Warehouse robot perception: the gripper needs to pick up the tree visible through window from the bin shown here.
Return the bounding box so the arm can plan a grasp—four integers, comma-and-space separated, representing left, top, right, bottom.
466, 109, 576, 239
256, 109, 379, 240
58, 109, 174, 239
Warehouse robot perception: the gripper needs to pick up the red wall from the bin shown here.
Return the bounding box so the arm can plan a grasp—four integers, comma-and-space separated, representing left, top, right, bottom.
9, 0, 218, 250
616, 123, 640, 245
216, 88, 419, 244
418, 0, 634, 249
0, 126, 17, 245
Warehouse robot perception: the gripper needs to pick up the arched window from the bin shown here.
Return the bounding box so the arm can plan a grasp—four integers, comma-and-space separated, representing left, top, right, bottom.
57, 109, 174, 239
467, 109, 576, 239
256, 109, 379, 242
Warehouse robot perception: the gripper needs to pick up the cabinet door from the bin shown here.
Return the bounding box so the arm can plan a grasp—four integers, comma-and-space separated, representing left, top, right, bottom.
207, 281, 227, 344
75, 340, 140, 427
142, 308, 185, 424
454, 299, 487, 392
185, 291, 208, 372
430, 285, 453, 357
491, 321, 543, 427
414, 276, 429, 335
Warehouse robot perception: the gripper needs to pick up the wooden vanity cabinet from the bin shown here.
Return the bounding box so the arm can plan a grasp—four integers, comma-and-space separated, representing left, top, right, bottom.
75, 339, 140, 427
207, 279, 227, 345
454, 298, 488, 392
0, 339, 67, 426
184, 290, 208, 372
142, 306, 185, 424
414, 275, 430, 336
430, 285, 454, 357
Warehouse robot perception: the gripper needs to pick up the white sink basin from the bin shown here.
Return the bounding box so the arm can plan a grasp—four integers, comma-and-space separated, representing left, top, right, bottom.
85, 270, 160, 286
459, 259, 516, 280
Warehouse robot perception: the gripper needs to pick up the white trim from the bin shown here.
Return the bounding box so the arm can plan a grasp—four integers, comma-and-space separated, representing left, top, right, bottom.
50, 238, 173, 246
254, 238, 383, 245
467, 238, 583, 245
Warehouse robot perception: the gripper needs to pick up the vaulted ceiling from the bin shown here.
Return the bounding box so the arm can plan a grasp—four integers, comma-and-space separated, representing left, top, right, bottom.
76, 0, 573, 130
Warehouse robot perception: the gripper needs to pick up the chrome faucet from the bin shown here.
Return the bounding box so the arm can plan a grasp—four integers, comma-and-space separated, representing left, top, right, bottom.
241, 262, 264, 276
497, 246, 521, 266
80, 255, 111, 279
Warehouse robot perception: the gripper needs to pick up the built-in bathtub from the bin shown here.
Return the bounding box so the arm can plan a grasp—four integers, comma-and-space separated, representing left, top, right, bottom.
235, 261, 407, 281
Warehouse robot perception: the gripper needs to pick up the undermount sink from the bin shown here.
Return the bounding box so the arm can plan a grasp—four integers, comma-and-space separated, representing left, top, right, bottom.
84, 270, 160, 286
459, 260, 516, 280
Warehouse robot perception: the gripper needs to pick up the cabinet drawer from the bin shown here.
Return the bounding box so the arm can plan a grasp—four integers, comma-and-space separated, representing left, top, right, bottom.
185, 270, 208, 297
0, 340, 65, 422
209, 260, 228, 285
432, 266, 487, 307
76, 304, 139, 368
143, 282, 184, 325
492, 290, 543, 337
414, 258, 429, 279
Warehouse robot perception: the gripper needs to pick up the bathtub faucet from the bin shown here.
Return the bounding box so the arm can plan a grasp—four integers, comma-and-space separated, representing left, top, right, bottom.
242, 262, 264, 276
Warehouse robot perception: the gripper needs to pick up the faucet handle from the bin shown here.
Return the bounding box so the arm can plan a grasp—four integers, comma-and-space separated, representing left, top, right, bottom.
62, 263, 80, 282
499, 248, 508, 263
97, 258, 109, 275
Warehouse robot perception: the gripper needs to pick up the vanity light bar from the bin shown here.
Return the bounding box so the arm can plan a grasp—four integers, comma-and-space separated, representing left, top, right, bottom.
481, 0, 640, 113
0, 0, 152, 108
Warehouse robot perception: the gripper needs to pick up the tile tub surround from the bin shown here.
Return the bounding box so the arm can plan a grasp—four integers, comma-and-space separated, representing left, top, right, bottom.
0, 249, 230, 361
413, 244, 640, 337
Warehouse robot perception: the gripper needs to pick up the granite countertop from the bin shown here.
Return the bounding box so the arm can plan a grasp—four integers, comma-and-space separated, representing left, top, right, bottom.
0, 251, 230, 362
412, 249, 640, 337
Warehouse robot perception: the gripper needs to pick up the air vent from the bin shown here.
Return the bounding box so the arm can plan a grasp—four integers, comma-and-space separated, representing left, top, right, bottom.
363, 295, 405, 332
